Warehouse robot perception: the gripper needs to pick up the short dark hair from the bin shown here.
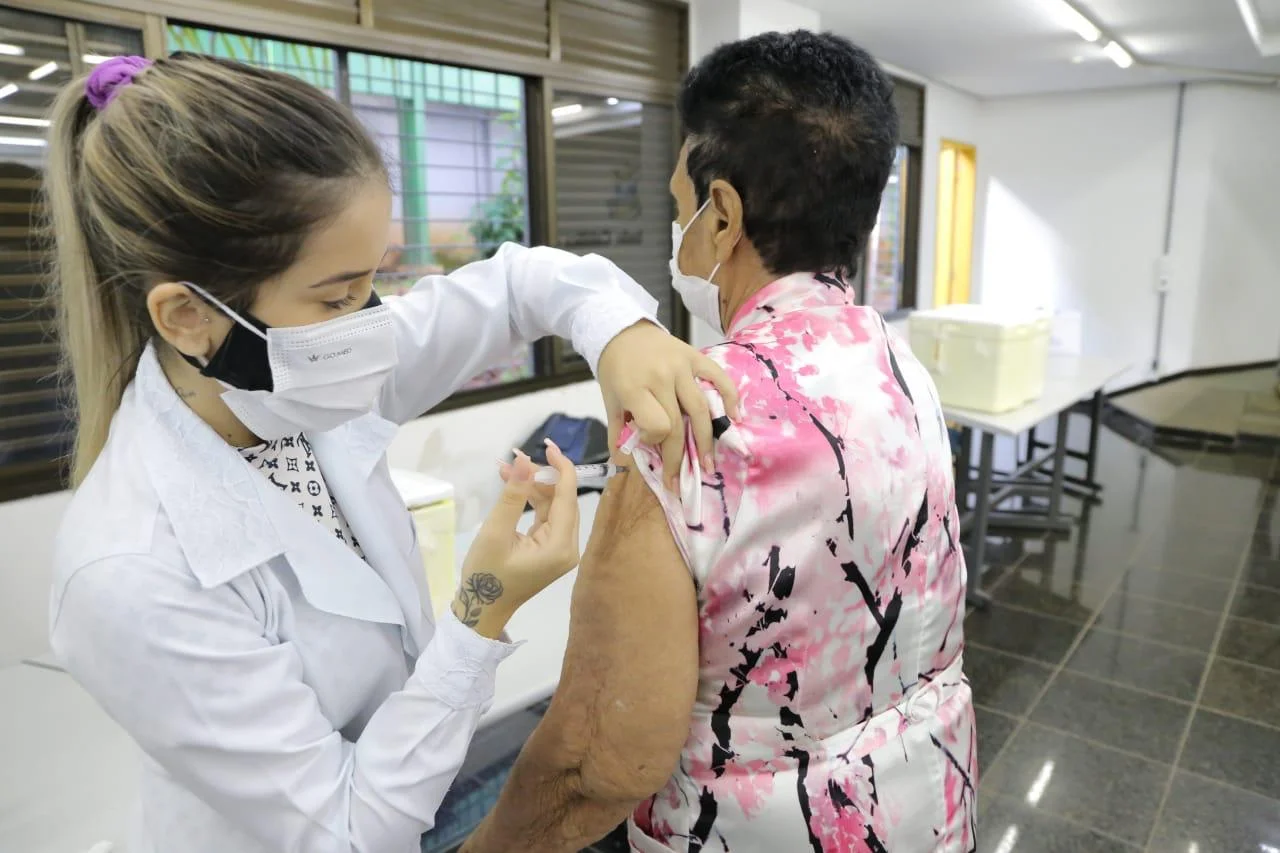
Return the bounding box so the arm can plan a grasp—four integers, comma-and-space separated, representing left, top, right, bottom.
679, 30, 899, 278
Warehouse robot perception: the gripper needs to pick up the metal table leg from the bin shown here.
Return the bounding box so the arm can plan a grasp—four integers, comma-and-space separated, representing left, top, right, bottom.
1085, 389, 1103, 487
1049, 410, 1070, 522
957, 426, 973, 512
966, 431, 995, 608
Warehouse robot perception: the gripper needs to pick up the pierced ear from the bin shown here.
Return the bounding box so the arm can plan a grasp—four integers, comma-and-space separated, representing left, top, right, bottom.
147, 282, 218, 359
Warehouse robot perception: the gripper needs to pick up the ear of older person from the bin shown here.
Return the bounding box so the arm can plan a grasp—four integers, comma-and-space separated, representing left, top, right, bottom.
453, 441, 581, 641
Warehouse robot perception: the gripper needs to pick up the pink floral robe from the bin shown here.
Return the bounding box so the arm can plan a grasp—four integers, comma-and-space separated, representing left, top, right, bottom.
620, 273, 977, 852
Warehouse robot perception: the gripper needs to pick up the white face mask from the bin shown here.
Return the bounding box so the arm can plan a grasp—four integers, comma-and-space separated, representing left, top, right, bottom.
186, 282, 400, 440
670, 199, 724, 334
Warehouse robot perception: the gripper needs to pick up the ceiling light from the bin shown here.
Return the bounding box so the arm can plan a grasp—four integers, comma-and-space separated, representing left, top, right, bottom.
0, 135, 46, 147
0, 44, 24, 57
1103, 40, 1134, 68
28, 61, 57, 81
606, 97, 619, 106
83, 54, 110, 66
0, 115, 49, 127
0, 84, 17, 101
1048, 0, 1101, 43
551, 103, 583, 119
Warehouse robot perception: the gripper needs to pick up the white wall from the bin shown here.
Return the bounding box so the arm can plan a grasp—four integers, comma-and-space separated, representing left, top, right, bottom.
975, 82, 1280, 384
1180, 85, 1280, 370
1160, 84, 1217, 378
737, 0, 818, 36
977, 87, 1180, 388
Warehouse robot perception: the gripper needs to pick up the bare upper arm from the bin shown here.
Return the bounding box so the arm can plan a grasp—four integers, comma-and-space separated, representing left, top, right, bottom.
540, 467, 700, 802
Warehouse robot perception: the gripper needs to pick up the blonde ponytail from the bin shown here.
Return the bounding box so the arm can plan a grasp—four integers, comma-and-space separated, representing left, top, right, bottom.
39, 54, 384, 486
43, 83, 146, 486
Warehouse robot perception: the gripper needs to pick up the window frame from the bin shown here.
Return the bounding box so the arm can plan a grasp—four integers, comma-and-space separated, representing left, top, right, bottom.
853, 75, 924, 319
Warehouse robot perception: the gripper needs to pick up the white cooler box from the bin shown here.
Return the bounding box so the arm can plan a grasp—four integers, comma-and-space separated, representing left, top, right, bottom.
909, 304, 1051, 413
390, 469, 457, 617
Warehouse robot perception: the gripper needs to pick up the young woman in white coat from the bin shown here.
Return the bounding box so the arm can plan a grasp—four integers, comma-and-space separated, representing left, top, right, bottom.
43, 54, 737, 853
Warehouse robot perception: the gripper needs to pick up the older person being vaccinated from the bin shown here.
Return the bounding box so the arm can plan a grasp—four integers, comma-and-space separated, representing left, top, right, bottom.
464, 31, 976, 853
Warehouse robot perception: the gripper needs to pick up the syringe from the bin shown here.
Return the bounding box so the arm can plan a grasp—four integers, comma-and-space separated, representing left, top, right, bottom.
532, 462, 629, 485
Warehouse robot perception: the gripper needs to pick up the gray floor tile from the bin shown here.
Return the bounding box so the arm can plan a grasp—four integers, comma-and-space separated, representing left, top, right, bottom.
1200, 657, 1280, 729
978, 794, 1140, 853
1229, 582, 1280, 623
1147, 772, 1280, 853
990, 576, 1108, 624
1244, 554, 1280, 590
1218, 617, 1280, 671
1181, 709, 1280, 800
1112, 567, 1232, 612
1064, 627, 1208, 702
981, 724, 1168, 845
1029, 671, 1191, 763
966, 645, 1055, 716
1134, 540, 1246, 578
1160, 525, 1260, 556
975, 708, 1017, 780
1093, 595, 1220, 652
965, 605, 1082, 666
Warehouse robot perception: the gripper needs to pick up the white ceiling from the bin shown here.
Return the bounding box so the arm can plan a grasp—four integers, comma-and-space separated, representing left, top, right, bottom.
802, 0, 1280, 97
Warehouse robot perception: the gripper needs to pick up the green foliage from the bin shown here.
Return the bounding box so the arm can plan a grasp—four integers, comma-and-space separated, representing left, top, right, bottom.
469, 113, 527, 260
469, 162, 526, 260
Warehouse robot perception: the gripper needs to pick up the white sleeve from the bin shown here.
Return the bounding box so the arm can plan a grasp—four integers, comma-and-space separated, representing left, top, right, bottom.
50, 556, 517, 853
378, 242, 659, 424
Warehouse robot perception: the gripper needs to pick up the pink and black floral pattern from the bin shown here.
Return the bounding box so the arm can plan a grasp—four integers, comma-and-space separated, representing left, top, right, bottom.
621, 273, 977, 852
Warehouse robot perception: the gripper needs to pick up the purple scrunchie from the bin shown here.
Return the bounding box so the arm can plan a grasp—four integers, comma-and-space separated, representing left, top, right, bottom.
85, 56, 152, 111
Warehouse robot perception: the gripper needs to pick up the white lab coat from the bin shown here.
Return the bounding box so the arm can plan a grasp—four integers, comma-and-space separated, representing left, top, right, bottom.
48, 244, 658, 853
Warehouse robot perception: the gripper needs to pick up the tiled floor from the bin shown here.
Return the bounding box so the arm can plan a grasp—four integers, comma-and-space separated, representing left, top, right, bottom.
970, 424, 1280, 852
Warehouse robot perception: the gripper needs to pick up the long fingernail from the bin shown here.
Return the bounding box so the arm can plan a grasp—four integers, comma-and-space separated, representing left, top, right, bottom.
703, 453, 715, 471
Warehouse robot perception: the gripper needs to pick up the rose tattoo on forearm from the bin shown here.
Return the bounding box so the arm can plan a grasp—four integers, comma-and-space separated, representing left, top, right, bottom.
454, 572, 505, 628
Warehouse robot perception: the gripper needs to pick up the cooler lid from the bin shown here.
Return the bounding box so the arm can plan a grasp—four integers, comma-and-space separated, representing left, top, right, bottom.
390, 468, 455, 508
910, 303, 1048, 336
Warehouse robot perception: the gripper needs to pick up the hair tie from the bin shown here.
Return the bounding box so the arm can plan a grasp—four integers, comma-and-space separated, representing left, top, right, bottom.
85, 55, 152, 111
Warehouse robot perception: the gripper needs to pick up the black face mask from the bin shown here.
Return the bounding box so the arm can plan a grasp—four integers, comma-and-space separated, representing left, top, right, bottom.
182, 290, 382, 392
